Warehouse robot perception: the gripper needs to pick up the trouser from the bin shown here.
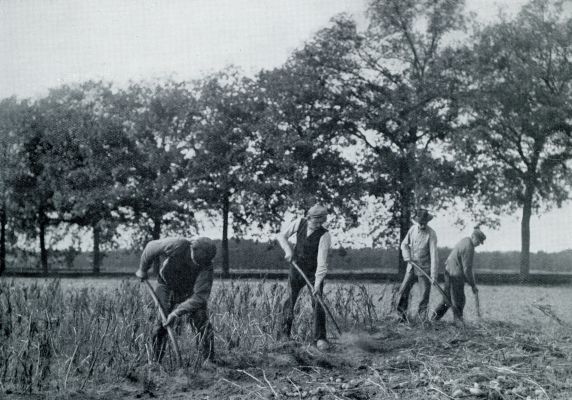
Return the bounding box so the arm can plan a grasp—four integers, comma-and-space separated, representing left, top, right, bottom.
152, 284, 214, 362
281, 265, 326, 341
396, 265, 431, 320
431, 271, 466, 321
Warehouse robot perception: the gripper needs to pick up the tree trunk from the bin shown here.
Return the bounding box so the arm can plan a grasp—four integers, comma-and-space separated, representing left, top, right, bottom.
0, 205, 6, 276
397, 158, 413, 279
222, 192, 230, 278
520, 183, 534, 282
152, 216, 161, 240
398, 189, 412, 279
39, 208, 48, 275
92, 221, 101, 274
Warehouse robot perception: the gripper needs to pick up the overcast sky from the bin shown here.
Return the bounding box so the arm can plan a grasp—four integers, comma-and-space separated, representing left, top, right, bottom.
0, 0, 533, 99
2, 0, 571, 252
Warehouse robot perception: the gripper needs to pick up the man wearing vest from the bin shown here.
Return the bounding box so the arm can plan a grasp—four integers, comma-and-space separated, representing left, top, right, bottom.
430, 227, 486, 323
397, 209, 439, 322
276, 204, 332, 351
135, 237, 217, 362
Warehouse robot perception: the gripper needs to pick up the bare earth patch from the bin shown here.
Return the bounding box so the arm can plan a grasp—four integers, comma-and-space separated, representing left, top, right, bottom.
6, 319, 570, 400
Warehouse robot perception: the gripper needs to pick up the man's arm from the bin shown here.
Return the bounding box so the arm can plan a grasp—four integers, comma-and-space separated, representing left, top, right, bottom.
136, 238, 188, 280
170, 266, 214, 317
275, 218, 301, 262
462, 244, 476, 288
400, 227, 413, 262
429, 230, 439, 279
136, 239, 167, 280
313, 232, 331, 292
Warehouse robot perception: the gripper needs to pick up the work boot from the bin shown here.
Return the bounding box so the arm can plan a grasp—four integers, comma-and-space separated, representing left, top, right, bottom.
316, 339, 330, 351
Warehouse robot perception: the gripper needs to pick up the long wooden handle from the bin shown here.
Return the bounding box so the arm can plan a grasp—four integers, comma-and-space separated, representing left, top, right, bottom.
407, 261, 464, 322
474, 291, 482, 318
291, 261, 342, 335
142, 280, 182, 367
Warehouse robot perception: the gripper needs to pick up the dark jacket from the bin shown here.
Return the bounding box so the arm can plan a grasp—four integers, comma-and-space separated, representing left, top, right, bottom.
445, 237, 476, 287
139, 237, 213, 316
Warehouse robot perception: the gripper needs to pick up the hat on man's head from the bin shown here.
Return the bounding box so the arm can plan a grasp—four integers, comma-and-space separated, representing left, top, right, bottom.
413, 209, 433, 224
191, 237, 217, 265
472, 227, 487, 243
307, 204, 328, 218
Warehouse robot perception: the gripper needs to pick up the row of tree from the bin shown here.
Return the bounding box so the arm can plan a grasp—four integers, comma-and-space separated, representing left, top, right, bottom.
0, 0, 571, 279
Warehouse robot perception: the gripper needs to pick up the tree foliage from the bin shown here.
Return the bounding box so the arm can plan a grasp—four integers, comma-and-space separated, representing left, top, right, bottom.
460, 0, 572, 277
118, 80, 199, 245
257, 27, 365, 229
0, 97, 28, 275
10, 98, 62, 273
279, 1, 469, 274
189, 68, 268, 276
1, 0, 571, 276
42, 82, 135, 272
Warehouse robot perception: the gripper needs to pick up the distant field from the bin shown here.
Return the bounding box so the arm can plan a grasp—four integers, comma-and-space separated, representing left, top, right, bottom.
6, 239, 572, 274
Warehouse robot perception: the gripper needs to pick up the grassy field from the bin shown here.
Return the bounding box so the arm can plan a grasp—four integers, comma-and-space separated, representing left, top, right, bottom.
1, 277, 572, 399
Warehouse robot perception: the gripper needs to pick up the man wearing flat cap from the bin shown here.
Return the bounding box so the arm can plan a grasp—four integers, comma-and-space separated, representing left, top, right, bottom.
431, 227, 486, 323
276, 203, 332, 351
397, 209, 439, 322
135, 237, 217, 362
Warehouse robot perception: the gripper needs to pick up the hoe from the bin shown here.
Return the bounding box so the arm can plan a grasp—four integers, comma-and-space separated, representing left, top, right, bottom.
291, 261, 342, 335
407, 260, 465, 323
142, 279, 183, 367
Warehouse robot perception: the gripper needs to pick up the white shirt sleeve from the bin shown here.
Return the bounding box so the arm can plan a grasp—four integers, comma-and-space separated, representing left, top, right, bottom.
314, 231, 331, 290
429, 228, 439, 279
400, 226, 413, 261
275, 218, 302, 257
281, 218, 301, 239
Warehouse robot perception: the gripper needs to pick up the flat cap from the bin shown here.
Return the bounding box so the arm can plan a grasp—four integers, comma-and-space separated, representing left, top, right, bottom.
307, 204, 328, 218
472, 228, 486, 243
191, 237, 217, 264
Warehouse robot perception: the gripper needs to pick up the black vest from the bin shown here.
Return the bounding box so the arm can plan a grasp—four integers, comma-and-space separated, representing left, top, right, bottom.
294, 219, 327, 273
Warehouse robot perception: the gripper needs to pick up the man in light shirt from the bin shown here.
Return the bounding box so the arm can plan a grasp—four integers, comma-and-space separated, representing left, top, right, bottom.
430, 227, 486, 323
397, 209, 439, 322
276, 203, 332, 351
